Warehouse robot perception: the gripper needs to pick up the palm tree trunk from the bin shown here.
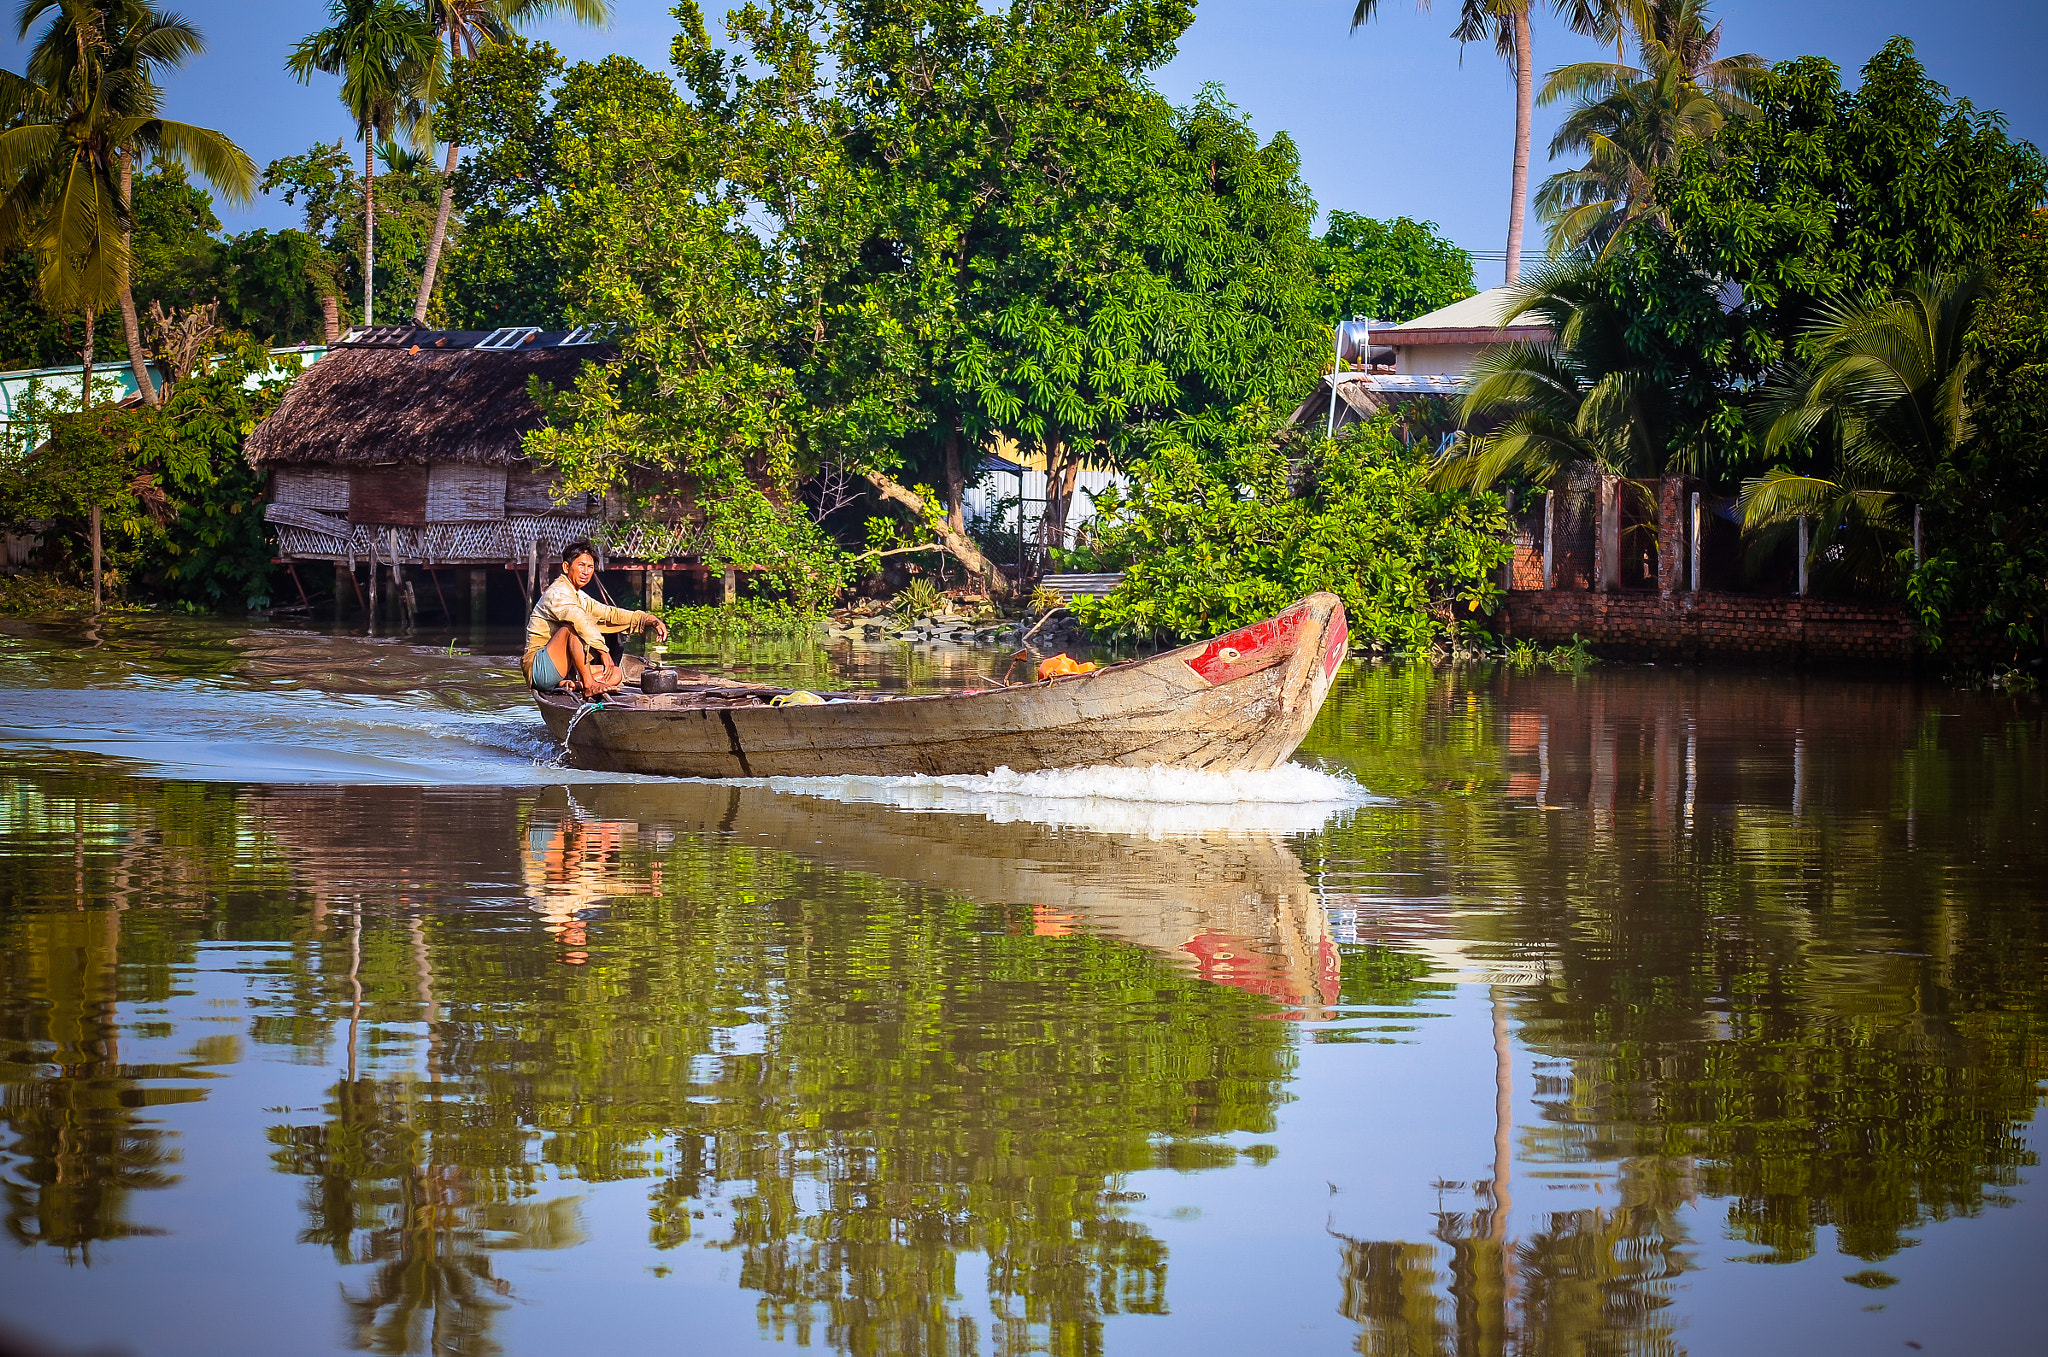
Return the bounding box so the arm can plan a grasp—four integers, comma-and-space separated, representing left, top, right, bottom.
81, 306, 94, 408
117, 153, 159, 407
363, 136, 376, 326
414, 139, 461, 324
1504, 6, 1534, 284
116, 153, 159, 405
83, 306, 101, 612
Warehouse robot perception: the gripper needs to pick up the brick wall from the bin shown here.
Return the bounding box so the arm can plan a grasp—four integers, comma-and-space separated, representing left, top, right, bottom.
1500, 589, 1916, 665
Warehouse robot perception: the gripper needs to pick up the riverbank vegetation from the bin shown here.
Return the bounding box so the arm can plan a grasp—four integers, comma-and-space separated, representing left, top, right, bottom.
1070, 413, 1511, 653
2, 1, 2042, 666
1445, 17, 2048, 667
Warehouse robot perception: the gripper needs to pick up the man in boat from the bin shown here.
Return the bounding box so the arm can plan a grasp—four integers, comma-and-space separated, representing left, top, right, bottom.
524, 539, 668, 696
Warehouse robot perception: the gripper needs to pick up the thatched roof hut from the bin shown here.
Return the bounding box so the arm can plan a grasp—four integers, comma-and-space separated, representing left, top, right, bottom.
246, 325, 600, 470
249, 324, 679, 579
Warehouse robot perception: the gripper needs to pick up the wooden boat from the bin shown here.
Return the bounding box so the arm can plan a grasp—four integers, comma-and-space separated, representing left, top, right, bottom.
536, 592, 1348, 777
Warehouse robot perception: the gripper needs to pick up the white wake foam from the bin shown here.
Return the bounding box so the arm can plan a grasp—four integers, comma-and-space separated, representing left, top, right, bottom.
762, 763, 1374, 837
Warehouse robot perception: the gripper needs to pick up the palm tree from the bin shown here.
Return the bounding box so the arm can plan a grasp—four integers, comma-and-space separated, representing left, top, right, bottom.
289, 0, 437, 328
1350, 0, 1612, 283
1432, 257, 1674, 489
12, 0, 256, 406
1535, 0, 1762, 258
2, 0, 253, 609
409, 0, 611, 326
1741, 271, 1984, 582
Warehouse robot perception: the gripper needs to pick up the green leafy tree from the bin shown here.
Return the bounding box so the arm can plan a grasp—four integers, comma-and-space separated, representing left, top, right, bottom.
9, 0, 256, 407
0, 246, 112, 368
0, 338, 295, 609
2, 0, 253, 604
126, 160, 220, 309
433, 35, 574, 326
497, 40, 834, 605
0, 391, 155, 598
130, 340, 300, 609
1314, 211, 1476, 324
287, 0, 437, 328
1914, 213, 2048, 661
694, 0, 1328, 582
260, 139, 442, 331
469, 5, 1332, 603
1618, 38, 2048, 475
1073, 412, 1511, 648
212, 227, 338, 344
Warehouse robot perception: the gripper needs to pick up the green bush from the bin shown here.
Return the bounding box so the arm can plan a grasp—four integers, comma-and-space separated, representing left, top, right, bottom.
660, 599, 824, 642
0, 341, 300, 611
1071, 413, 1510, 651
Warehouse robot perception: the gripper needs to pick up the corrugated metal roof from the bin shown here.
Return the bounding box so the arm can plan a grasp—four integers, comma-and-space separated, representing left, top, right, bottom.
1378, 285, 1547, 334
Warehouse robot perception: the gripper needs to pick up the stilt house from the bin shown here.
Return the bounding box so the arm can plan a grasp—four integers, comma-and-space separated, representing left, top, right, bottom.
245, 324, 689, 620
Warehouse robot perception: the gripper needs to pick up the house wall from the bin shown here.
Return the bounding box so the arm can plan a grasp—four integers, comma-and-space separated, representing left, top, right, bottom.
426, 464, 508, 522
961, 467, 1127, 545
1393, 343, 1487, 377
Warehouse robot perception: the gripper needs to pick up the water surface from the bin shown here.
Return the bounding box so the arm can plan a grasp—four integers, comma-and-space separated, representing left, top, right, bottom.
0, 616, 2041, 1356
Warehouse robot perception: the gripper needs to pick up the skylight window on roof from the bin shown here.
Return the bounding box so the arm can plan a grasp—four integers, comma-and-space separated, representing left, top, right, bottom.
476, 327, 542, 350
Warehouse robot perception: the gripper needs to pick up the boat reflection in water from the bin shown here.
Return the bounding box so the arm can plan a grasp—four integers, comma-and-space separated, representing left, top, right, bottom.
539, 777, 1346, 1013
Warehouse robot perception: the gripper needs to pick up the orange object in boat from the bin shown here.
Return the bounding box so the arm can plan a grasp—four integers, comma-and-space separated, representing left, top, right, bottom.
1036, 653, 1098, 681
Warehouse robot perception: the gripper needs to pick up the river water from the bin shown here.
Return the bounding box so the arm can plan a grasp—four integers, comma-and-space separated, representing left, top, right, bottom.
0, 615, 2041, 1357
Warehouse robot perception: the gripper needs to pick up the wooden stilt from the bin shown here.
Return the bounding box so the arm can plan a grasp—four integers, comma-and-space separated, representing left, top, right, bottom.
427, 566, 451, 621
286, 561, 309, 608
338, 561, 365, 616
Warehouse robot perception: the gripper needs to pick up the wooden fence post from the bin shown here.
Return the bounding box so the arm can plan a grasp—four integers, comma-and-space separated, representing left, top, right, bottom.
1597, 476, 1619, 592
1689, 493, 1702, 594
1542, 491, 1555, 589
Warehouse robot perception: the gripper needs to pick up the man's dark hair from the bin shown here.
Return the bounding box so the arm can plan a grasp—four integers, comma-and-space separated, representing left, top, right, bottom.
560, 538, 599, 566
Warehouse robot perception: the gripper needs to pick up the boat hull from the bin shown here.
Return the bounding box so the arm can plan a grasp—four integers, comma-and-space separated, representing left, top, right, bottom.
536, 592, 1348, 778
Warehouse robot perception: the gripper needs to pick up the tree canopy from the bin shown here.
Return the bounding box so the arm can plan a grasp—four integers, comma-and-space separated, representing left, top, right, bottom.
1313, 211, 1475, 324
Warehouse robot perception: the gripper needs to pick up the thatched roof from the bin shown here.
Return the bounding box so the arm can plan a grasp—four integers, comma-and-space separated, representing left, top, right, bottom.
244, 326, 617, 468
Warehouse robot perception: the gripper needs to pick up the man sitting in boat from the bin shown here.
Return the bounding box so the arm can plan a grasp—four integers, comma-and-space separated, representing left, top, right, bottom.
524, 539, 668, 696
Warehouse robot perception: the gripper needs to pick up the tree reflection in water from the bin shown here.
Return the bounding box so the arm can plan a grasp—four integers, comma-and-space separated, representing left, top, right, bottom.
0, 661, 2040, 1357
0, 775, 267, 1262
216, 781, 1301, 1357
1304, 664, 2044, 1356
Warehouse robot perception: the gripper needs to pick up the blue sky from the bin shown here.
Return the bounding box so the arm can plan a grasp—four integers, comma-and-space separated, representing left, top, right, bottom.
5, 1, 2043, 288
